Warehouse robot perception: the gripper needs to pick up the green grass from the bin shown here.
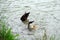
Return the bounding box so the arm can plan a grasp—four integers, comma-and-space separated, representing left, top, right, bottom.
34, 28, 56, 40
49, 35, 55, 40
0, 20, 19, 40
42, 29, 56, 40
42, 30, 47, 40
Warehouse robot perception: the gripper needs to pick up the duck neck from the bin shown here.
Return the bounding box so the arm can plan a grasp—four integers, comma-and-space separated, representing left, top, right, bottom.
28, 23, 32, 31
28, 23, 30, 29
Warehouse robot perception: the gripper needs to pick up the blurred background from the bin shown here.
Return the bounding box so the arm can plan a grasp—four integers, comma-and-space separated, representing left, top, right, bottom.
0, 0, 60, 40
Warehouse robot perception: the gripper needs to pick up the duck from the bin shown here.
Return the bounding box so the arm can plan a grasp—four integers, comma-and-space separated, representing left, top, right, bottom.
20, 12, 30, 22
28, 21, 37, 31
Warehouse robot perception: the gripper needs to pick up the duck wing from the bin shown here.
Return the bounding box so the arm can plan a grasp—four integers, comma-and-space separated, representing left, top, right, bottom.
20, 12, 30, 21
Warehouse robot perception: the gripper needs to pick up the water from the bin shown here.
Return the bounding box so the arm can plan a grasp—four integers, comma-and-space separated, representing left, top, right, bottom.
0, 0, 60, 40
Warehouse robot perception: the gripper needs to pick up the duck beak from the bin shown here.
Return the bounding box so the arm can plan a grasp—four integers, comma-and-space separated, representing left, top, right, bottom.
29, 21, 34, 24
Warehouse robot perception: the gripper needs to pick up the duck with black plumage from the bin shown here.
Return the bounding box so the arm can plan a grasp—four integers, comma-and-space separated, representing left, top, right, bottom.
20, 12, 30, 24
